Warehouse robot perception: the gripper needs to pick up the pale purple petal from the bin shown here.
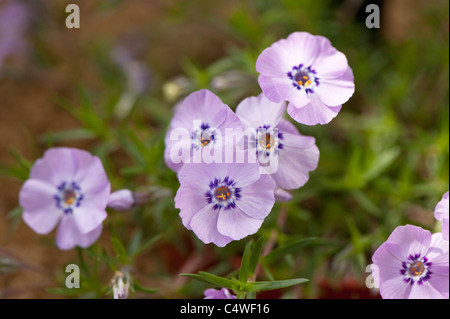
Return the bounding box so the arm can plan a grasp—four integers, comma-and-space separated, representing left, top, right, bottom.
435, 192, 449, 241
312, 36, 351, 79
226, 162, 261, 188
235, 94, 286, 130
379, 277, 413, 299
77, 224, 103, 249
71, 149, 111, 198
256, 32, 320, 77
189, 205, 233, 247
234, 175, 275, 219
169, 89, 229, 131
409, 281, 448, 299
435, 191, 449, 221
425, 273, 449, 299
20, 179, 62, 234
72, 205, 107, 234
442, 219, 449, 241
257, 75, 283, 103
274, 187, 292, 202
217, 207, 264, 240
107, 189, 134, 211
272, 125, 319, 189
56, 214, 102, 250
426, 233, 449, 276
204, 288, 236, 299
287, 94, 342, 126
175, 179, 210, 230
314, 67, 355, 107
164, 128, 192, 172
385, 225, 431, 260
29, 148, 76, 186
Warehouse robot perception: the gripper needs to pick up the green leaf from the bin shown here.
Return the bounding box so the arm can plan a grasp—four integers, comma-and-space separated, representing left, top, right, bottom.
262, 237, 315, 265
180, 271, 236, 290
129, 234, 162, 259
133, 281, 158, 294
362, 147, 401, 183
239, 240, 253, 283
110, 236, 129, 265
248, 237, 264, 277
244, 278, 309, 292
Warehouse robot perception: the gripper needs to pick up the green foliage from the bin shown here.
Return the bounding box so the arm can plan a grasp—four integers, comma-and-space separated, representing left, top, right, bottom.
1, 0, 448, 299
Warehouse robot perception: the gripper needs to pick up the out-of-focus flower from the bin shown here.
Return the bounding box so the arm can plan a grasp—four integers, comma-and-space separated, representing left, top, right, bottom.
175, 161, 275, 247
111, 269, 131, 299
164, 89, 242, 173
112, 40, 151, 119
107, 189, 134, 211
274, 187, 292, 202
434, 191, 449, 241
204, 288, 236, 299
256, 32, 354, 125
19, 148, 110, 250
235, 93, 319, 191
0, 0, 29, 71
163, 76, 193, 103
371, 225, 449, 299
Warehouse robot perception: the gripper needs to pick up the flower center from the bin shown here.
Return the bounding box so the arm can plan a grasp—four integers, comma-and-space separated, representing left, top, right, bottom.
259, 133, 275, 150
205, 177, 241, 210
192, 123, 216, 150
294, 71, 312, 87
215, 186, 231, 201
409, 261, 425, 277
200, 129, 213, 147
54, 181, 84, 214
64, 190, 77, 206
401, 254, 432, 285
255, 125, 283, 157
287, 64, 319, 93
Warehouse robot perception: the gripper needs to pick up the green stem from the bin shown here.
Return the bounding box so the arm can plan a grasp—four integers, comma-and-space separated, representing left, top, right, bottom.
236, 291, 246, 299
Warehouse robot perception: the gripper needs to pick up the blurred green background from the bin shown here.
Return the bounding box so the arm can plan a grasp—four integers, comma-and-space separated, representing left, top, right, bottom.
0, 0, 448, 299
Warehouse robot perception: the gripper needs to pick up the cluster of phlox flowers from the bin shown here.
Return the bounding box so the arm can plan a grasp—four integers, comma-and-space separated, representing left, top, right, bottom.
19, 148, 136, 250
371, 191, 449, 299
165, 32, 354, 247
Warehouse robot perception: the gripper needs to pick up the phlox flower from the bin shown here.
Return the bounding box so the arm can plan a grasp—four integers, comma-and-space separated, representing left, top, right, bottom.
175, 161, 275, 247
164, 89, 242, 173
434, 191, 449, 241
235, 93, 319, 191
204, 288, 236, 299
19, 148, 111, 250
371, 225, 449, 299
256, 32, 354, 125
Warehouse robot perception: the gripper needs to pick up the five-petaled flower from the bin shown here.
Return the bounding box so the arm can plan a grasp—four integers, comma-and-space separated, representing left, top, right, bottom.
19, 148, 111, 250
371, 225, 449, 299
256, 31, 354, 125
175, 161, 275, 247
164, 89, 242, 173
236, 93, 319, 192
